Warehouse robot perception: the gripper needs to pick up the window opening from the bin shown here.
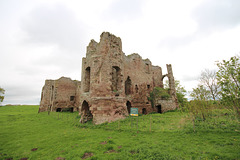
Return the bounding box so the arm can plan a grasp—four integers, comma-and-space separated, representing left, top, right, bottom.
135, 85, 139, 93
112, 66, 121, 91
125, 76, 132, 95
51, 85, 54, 101
147, 85, 150, 89
145, 64, 150, 73
70, 96, 75, 101
84, 67, 90, 92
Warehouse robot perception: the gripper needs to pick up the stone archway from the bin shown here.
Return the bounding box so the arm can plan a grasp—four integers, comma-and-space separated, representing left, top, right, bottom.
80, 100, 93, 123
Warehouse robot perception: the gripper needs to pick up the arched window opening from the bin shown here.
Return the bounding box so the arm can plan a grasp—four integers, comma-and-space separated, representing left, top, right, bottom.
161, 74, 169, 89
80, 101, 93, 123
125, 76, 132, 95
112, 66, 121, 91
156, 105, 162, 113
84, 67, 90, 92
126, 101, 131, 114
142, 108, 147, 115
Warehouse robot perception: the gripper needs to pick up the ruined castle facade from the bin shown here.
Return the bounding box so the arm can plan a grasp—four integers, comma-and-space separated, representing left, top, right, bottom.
39, 32, 178, 124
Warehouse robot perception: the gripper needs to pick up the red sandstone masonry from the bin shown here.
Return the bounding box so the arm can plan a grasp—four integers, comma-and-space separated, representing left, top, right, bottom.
39, 32, 178, 124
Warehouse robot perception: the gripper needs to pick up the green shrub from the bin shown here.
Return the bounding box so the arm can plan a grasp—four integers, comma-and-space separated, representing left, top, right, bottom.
148, 87, 170, 108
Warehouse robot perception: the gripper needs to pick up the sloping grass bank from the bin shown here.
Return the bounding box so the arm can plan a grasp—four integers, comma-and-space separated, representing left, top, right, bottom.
0, 105, 239, 160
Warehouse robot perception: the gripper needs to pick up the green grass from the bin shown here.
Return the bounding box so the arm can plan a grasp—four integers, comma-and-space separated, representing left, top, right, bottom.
0, 105, 239, 160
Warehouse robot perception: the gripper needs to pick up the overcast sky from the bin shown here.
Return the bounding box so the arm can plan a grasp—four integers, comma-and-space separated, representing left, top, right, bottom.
1, 0, 240, 105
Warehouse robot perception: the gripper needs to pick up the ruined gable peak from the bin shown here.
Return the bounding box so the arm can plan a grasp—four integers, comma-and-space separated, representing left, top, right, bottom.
100, 32, 119, 40
58, 76, 72, 80
100, 32, 122, 50
86, 39, 98, 57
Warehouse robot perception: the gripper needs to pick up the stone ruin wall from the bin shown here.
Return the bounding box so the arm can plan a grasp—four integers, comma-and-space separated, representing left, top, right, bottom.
123, 54, 163, 115
39, 32, 178, 124
79, 32, 178, 124
39, 77, 81, 112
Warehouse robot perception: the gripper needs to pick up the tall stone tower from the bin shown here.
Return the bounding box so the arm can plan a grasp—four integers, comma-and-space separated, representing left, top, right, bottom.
80, 32, 127, 124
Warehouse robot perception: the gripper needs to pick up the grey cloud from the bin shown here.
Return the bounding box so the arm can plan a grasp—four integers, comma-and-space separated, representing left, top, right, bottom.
159, 34, 197, 49
159, 0, 240, 49
18, 4, 85, 86
30, 50, 82, 76
193, 0, 240, 32
21, 4, 87, 52
14, 63, 61, 77
102, 0, 144, 22
3, 84, 41, 105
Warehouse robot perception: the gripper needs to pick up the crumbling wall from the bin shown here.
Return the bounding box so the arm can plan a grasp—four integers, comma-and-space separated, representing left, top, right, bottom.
166, 64, 179, 109
39, 80, 54, 112
39, 77, 80, 112
123, 54, 160, 114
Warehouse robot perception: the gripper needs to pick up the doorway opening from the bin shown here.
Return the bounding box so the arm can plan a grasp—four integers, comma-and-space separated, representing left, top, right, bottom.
126, 101, 132, 114
142, 108, 147, 115
80, 101, 93, 123
56, 108, 62, 112
156, 105, 162, 113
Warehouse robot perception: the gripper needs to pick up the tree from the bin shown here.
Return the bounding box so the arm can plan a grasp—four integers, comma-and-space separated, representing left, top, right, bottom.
188, 85, 213, 122
190, 85, 211, 101
0, 87, 5, 103
164, 80, 188, 108
216, 55, 240, 117
199, 69, 220, 100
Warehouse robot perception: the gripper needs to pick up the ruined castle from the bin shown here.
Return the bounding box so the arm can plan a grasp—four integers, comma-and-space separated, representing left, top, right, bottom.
39, 32, 178, 124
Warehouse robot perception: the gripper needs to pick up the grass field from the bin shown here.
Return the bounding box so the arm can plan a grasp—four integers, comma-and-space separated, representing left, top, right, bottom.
0, 105, 239, 160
